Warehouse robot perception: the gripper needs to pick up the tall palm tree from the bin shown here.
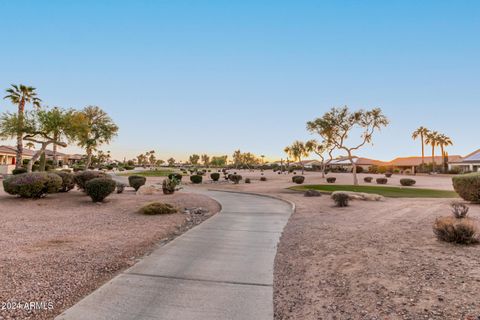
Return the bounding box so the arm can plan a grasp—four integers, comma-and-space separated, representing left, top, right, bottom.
412, 127, 430, 167
3, 84, 41, 168
425, 131, 440, 172
284, 141, 310, 175
437, 134, 453, 171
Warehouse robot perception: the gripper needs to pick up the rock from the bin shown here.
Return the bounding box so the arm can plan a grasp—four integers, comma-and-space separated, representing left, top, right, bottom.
184, 207, 209, 215
331, 191, 383, 201
136, 185, 159, 195
304, 190, 322, 197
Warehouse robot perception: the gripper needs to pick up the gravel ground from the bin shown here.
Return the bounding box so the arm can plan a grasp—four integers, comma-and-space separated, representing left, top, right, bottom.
273, 195, 480, 320
0, 186, 220, 320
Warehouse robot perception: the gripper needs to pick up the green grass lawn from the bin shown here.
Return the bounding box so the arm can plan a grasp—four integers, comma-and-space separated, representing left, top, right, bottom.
117, 169, 175, 177
290, 184, 459, 198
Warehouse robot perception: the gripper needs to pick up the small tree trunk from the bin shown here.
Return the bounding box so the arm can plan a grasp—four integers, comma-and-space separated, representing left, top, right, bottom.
27, 144, 48, 173
85, 149, 93, 170
39, 151, 46, 171
53, 133, 58, 167
321, 162, 326, 178
348, 151, 358, 185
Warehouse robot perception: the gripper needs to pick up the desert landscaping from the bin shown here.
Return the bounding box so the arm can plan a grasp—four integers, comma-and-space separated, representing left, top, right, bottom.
2, 3, 480, 318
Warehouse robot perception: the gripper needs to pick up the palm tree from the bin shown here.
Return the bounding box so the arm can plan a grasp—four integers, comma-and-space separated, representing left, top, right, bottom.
412, 127, 430, 167
437, 134, 453, 171
425, 131, 440, 172
25, 142, 35, 150
3, 84, 41, 168
284, 141, 310, 175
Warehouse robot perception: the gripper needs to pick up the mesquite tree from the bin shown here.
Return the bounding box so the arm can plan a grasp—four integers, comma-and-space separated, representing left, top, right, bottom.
307, 106, 388, 185
305, 139, 335, 178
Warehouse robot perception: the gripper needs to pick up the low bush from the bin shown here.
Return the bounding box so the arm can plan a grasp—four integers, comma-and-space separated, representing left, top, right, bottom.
332, 192, 349, 207
54, 171, 75, 192
162, 177, 178, 194
168, 173, 183, 181
128, 175, 147, 191
116, 182, 126, 194
139, 202, 177, 215
355, 166, 364, 173
245, 178, 251, 184
229, 174, 243, 184
364, 177, 373, 183
400, 178, 416, 186
72, 165, 86, 172
433, 216, 479, 245
451, 201, 469, 219
210, 172, 220, 181
326, 177, 336, 183
3, 172, 62, 198
304, 189, 321, 197
190, 175, 203, 184
12, 168, 27, 175
452, 173, 480, 203
376, 178, 388, 185
260, 177, 267, 181
385, 172, 393, 178
74, 171, 108, 190
292, 176, 305, 184
85, 178, 116, 202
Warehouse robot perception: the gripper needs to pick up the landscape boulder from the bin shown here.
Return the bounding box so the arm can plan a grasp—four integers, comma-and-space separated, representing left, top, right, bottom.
331, 191, 383, 201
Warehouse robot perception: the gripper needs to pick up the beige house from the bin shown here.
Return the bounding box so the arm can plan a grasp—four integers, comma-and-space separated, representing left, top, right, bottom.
0, 146, 34, 174
448, 149, 480, 172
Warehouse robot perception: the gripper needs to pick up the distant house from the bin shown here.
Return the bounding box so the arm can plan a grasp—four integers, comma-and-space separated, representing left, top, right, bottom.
448, 149, 480, 172
0, 145, 83, 174
328, 157, 387, 171
388, 155, 462, 172
0, 146, 35, 174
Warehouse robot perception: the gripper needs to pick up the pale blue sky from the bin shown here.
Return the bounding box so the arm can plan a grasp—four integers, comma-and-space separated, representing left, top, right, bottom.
1, 1, 479, 162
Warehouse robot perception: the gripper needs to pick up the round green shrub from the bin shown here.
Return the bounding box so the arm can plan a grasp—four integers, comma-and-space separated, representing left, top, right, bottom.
190, 175, 203, 184
3, 172, 62, 198
128, 175, 147, 191
168, 173, 183, 181
385, 172, 393, 178
364, 177, 373, 183
376, 178, 388, 185
452, 173, 480, 203
260, 177, 267, 181
292, 176, 305, 184
74, 171, 108, 190
210, 172, 220, 181
245, 178, 251, 184
12, 168, 27, 175
85, 178, 116, 202
400, 178, 416, 187
54, 171, 76, 192
332, 192, 349, 207
326, 177, 336, 183
139, 202, 177, 215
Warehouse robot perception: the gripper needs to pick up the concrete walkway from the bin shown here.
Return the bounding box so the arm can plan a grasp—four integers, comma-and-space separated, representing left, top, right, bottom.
56, 190, 293, 320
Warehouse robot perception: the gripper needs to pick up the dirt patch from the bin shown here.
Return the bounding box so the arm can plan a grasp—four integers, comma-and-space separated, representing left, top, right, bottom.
273, 194, 480, 320
0, 187, 220, 320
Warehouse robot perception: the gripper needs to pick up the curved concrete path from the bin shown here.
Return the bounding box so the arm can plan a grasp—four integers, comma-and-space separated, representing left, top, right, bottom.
56, 190, 293, 320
